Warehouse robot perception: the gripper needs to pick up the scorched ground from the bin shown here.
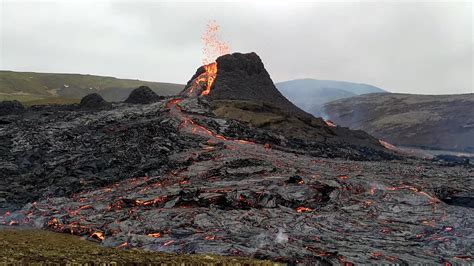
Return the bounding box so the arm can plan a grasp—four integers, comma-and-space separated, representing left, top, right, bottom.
1, 94, 472, 264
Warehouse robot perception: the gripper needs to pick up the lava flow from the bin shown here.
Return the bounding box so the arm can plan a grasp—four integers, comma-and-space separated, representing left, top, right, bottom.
379, 139, 397, 150
166, 97, 255, 146
200, 62, 217, 96
325, 119, 337, 127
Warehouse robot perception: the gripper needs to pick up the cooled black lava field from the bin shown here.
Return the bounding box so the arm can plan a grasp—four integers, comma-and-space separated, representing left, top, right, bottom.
0, 53, 472, 264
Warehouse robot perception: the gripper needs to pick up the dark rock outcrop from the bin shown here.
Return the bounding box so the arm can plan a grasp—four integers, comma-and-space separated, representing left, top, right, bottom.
0, 100, 25, 116
183, 52, 310, 118
213, 53, 309, 116
125, 86, 164, 104
79, 93, 110, 110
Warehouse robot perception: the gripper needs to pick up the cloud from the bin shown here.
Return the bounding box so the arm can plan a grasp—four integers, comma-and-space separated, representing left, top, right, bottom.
1, 0, 472, 94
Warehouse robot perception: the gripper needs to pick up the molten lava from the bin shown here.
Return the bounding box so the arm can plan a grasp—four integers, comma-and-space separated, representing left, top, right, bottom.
118, 242, 129, 248
147, 232, 161, 238
166, 98, 183, 109
379, 140, 396, 150
205, 235, 216, 240
201, 62, 217, 96
325, 120, 337, 127
90, 231, 105, 241
296, 206, 313, 213
201, 20, 230, 66
188, 20, 229, 97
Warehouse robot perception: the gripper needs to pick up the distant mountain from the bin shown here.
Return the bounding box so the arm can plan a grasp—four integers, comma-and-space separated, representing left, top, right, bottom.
324, 93, 474, 152
0, 70, 184, 104
275, 78, 386, 117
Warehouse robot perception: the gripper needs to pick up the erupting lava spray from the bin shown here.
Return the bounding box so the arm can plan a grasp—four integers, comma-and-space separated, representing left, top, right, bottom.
202, 20, 230, 65
194, 20, 230, 96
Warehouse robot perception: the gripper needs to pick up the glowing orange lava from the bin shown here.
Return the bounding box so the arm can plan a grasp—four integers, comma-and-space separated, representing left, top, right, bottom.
191, 20, 229, 97
201, 62, 217, 96
325, 120, 336, 127
90, 231, 105, 241
147, 232, 161, 238
205, 235, 216, 240
202, 20, 230, 66
338, 175, 349, 180
379, 140, 396, 150
166, 98, 183, 109
118, 242, 129, 248
386, 185, 440, 203
296, 206, 313, 213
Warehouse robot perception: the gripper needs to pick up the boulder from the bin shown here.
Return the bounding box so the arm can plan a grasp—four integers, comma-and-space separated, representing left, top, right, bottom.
79, 93, 110, 110
124, 86, 164, 104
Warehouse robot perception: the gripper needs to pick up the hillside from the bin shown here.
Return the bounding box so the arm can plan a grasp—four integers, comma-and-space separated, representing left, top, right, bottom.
275, 78, 386, 117
0, 70, 184, 103
324, 93, 474, 152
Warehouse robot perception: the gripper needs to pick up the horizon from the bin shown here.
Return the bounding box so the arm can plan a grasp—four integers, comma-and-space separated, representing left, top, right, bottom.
2, 67, 474, 96
1, 0, 472, 95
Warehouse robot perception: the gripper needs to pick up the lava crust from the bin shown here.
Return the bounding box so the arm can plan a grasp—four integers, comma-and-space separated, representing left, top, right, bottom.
1, 52, 473, 264
1, 96, 472, 264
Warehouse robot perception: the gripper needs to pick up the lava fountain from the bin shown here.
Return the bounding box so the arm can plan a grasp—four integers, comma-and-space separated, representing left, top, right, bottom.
188, 21, 230, 96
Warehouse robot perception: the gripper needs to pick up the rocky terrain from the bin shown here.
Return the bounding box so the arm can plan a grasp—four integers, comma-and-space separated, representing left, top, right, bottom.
0, 53, 472, 264
324, 93, 474, 152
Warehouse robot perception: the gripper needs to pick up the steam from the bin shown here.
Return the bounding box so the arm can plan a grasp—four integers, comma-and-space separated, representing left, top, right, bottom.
249, 227, 289, 256
275, 228, 288, 244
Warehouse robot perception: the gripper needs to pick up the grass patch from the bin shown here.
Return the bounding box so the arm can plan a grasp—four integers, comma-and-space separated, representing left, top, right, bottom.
22, 97, 81, 106
0, 228, 278, 265
0, 70, 183, 98
0, 94, 44, 102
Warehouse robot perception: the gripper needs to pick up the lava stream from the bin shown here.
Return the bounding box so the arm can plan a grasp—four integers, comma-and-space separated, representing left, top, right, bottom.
166, 98, 256, 146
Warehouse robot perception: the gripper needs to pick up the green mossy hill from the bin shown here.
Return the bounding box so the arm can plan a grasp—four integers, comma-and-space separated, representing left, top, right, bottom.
0, 70, 183, 103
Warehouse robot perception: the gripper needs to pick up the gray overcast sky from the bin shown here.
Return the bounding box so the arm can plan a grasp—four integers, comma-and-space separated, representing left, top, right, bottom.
1, 0, 472, 94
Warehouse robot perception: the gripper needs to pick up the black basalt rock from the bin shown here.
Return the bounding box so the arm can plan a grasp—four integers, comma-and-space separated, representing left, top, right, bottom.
0, 100, 25, 116
79, 93, 110, 110
125, 86, 164, 104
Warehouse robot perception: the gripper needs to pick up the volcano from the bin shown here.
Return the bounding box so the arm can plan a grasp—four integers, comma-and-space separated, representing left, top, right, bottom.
182, 52, 387, 153
182, 52, 308, 117
0, 53, 472, 264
